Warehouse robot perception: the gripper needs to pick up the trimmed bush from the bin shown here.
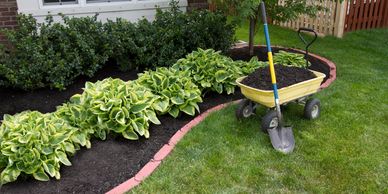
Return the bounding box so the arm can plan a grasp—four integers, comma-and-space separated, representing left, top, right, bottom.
0, 15, 109, 90
0, 1, 235, 90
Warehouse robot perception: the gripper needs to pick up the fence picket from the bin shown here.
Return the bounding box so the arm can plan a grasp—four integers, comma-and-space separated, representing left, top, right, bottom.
229, 0, 387, 38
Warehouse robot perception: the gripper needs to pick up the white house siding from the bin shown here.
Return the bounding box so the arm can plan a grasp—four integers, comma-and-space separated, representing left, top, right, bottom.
16, 0, 188, 23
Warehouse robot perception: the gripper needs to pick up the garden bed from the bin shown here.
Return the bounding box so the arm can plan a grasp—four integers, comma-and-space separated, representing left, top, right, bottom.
0, 45, 336, 194
0, 75, 242, 194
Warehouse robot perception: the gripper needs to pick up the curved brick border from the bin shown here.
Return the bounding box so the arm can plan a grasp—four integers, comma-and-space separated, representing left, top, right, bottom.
232, 43, 337, 90
106, 100, 241, 194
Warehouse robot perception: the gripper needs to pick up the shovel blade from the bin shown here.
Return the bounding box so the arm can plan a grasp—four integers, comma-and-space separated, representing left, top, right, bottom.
267, 126, 295, 154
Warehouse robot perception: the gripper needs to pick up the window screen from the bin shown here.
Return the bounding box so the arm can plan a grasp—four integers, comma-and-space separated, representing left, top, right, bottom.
87, 0, 130, 3
43, 0, 78, 5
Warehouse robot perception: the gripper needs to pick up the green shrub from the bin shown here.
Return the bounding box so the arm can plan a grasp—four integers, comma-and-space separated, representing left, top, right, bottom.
125, 0, 235, 69
0, 14, 110, 90
56, 78, 160, 140
104, 18, 138, 71
135, 67, 202, 118
0, 111, 92, 184
0, 0, 235, 90
273, 50, 310, 68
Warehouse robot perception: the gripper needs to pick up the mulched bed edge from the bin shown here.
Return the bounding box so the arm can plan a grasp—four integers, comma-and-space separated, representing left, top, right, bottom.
107, 100, 241, 194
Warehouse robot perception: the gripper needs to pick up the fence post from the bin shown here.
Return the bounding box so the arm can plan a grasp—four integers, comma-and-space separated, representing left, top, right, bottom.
333, 0, 347, 38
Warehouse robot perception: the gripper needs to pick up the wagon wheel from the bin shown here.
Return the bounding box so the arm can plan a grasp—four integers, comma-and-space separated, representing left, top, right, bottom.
304, 98, 321, 120
236, 99, 255, 120
261, 110, 278, 133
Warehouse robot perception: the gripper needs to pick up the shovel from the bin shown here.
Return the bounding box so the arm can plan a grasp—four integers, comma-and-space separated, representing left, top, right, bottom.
260, 2, 295, 154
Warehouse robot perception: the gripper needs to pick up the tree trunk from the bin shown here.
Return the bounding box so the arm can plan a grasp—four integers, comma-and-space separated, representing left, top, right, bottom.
248, 17, 256, 57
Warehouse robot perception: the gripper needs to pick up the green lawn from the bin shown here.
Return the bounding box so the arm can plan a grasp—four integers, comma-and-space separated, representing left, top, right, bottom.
129, 25, 388, 193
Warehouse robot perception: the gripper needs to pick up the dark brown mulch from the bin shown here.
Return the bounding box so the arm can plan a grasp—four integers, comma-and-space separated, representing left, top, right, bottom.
241, 65, 316, 90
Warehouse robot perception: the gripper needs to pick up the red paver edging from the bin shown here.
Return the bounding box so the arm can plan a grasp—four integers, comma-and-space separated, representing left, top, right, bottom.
106, 100, 240, 194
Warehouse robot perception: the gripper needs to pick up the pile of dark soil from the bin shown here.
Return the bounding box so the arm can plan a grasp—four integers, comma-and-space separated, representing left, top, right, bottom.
241, 65, 316, 90
228, 46, 330, 84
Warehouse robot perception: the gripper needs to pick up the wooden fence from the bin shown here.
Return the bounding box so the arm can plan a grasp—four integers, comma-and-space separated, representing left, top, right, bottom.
345, 0, 388, 32
275, 0, 347, 37
270, 0, 388, 37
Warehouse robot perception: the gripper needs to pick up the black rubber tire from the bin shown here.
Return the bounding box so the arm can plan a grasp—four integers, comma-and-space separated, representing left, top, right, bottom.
261, 110, 279, 133
304, 98, 321, 120
236, 99, 254, 120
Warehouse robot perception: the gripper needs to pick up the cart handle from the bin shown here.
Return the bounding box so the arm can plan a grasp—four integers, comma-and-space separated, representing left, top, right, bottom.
298, 28, 317, 67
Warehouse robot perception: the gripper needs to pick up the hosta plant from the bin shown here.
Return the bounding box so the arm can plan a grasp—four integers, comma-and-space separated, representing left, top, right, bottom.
57, 78, 160, 140
238, 57, 268, 75
0, 111, 90, 184
273, 50, 311, 68
172, 48, 242, 94
135, 67, 202, 118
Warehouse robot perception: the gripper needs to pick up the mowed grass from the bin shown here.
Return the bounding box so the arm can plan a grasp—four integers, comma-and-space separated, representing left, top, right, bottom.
129, 25, 388, 193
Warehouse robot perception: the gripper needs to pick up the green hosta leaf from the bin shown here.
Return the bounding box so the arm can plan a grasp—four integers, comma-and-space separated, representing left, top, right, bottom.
42, 147, 54, 155
168, 107, 180, 118
100, 101, 114, 111
85, 140, 91, 149
200, 81, 212, 88
145, 110, 161, 125
64, 142, 75, 154
0, 166, 21, 184
56, 151, 71, 166
122, 128, 139, 140
54, 171, 61, 180
190, 102, 200, 113
51, 133, 69, 145
193, 74, 203, 81
180, 105, 195, 116
72, 133, 87, 147
152, 99, 169, 113
96, 130, 107, 141
70, 94, 82, 104
18, 133, 32, 144
214, 83, 223, 94
215, 70, 229, 82
171, 96, 185, 105
115, 110, 126, 126
42, 162, 56, 177
131, 118, 146, 136
32, 168, 49, 182
130, 103, 149, 113
225, 85, 235, 95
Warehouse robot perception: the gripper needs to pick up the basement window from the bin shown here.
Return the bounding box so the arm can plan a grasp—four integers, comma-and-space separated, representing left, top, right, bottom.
87, 0, 130, 3
43, 0, 78, 5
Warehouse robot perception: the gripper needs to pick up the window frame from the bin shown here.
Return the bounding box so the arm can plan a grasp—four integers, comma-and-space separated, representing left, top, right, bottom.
86, 0, 130, 4
43, 0, 79, 6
